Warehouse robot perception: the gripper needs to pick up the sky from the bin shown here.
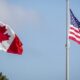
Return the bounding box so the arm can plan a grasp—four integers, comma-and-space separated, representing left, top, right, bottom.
0, 0, 80, 80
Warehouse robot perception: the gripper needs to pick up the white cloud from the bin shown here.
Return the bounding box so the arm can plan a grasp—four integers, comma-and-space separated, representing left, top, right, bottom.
0, 0, 40, 29
0, 0, 10, 21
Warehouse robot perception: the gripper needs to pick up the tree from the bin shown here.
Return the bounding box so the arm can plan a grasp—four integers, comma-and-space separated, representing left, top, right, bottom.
0, 72, 8, 80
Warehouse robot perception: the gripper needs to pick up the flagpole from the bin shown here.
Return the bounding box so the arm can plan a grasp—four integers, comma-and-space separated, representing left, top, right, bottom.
66, 0, 70, 80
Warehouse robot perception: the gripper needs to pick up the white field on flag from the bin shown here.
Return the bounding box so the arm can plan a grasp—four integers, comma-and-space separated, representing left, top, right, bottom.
69, 24, 80, 44
0, 22, 15, 52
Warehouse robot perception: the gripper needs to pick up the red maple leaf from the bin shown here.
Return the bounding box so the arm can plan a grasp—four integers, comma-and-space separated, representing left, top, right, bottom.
0, 26, 10, 43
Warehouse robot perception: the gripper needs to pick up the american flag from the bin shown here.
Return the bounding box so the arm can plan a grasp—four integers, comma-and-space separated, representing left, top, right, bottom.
69, 9, 80, 44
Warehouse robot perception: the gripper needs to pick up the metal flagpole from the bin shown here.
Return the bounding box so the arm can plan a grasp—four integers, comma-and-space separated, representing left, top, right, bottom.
66, 0, 70, 80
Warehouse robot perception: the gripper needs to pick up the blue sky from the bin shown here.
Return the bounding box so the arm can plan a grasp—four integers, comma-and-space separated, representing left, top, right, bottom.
0, 0, 80, 80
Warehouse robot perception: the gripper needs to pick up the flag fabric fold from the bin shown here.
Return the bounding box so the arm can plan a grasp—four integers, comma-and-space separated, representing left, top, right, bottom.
0, 22, 23, 55
69, 9, 80, 44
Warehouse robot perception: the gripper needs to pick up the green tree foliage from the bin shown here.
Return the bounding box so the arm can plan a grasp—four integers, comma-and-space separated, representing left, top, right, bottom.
0, 72, 8, 80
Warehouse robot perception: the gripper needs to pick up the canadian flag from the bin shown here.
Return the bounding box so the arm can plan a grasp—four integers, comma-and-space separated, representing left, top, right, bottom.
0, 22, 23, 55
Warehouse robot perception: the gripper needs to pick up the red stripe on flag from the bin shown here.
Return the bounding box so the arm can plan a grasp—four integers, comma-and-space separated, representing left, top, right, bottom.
70, 26, 79, 33
69, 32, 80, 38
69, 36, 80, 44
69, 25, 80, 44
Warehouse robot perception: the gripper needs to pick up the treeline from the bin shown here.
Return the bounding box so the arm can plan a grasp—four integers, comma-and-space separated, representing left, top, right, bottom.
0, 72, 8, 80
